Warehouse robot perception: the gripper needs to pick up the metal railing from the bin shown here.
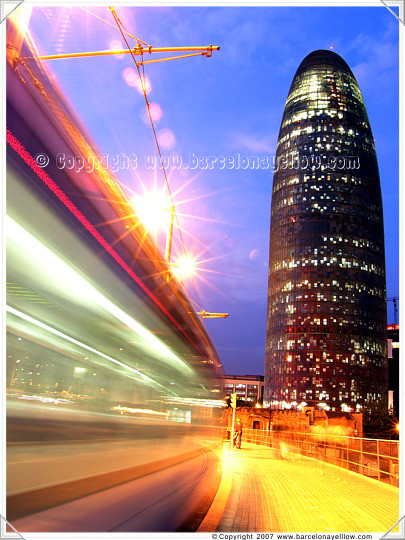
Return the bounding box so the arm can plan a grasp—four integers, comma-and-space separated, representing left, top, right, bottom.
241, 429, 399, 486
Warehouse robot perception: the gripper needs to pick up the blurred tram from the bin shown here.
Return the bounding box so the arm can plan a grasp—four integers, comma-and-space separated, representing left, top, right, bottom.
5, 14, 225, 533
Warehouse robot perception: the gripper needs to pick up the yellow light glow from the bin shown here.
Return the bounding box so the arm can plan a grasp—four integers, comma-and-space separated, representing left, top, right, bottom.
132, 191, 172, 234
8, 3, 33, 34
111, 405, 167, 416
173, 255, 197, 281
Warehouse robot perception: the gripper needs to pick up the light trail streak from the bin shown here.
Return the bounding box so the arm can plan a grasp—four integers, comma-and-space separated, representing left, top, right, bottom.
6, 305, 166, 391
6, 216, 194, 376
6, 129, 204, 357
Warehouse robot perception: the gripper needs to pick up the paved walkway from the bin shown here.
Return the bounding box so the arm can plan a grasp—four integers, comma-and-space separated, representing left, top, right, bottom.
198, 442, 400, 533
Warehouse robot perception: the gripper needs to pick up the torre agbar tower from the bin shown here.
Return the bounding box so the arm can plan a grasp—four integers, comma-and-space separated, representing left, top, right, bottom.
265, 50, 387, 412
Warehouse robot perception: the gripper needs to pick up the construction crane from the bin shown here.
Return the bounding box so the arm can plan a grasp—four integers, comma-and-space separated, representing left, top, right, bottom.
387, 296, 399, 325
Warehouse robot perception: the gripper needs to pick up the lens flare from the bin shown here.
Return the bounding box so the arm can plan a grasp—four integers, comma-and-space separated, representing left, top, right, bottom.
123, 68, 152, 94
173, 255, 197, 281
157, 128, 176, 150
123, 67, 138, 87
135, 75, 152, 95
109, 39, 125, 59
131, 190, 172, 234
141, 103, 162, 125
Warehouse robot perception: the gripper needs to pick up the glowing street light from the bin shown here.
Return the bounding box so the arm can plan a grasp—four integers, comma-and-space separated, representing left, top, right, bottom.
172, 255, 230, 320
132, 191, 172, 234
172, 255, 197, 282
130, 190, 176, 268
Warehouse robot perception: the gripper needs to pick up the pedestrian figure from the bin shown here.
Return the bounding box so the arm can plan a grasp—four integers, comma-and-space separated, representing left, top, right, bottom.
234, 418, 243, 449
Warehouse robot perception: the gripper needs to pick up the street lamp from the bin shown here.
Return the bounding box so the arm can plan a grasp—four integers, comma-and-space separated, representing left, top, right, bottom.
172, 255, 197, 282
131, 191, 172, 241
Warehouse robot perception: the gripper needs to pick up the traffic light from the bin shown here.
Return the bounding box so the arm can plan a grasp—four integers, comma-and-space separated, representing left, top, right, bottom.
230, 393, 237, 409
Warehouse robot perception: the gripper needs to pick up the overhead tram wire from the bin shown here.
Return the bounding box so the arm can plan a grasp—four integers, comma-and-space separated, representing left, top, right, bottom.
15, 6, 222, 322
137, 52, 215, 66
83, 6, 211, 63
109, 6, 204, 316
79, 6, 149, 44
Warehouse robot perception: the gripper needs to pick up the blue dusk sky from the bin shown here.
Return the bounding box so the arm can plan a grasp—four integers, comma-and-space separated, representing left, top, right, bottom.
25, 4, 400, 376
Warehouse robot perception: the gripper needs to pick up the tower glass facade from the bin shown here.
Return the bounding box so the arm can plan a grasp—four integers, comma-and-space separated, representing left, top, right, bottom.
265, 50, 387, 412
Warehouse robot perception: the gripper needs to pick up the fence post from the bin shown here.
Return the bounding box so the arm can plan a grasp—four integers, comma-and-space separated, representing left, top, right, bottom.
346, 437, 349, 470
335, 436, 338, 467
377, 439, 381, 481
360, 437, 363, 475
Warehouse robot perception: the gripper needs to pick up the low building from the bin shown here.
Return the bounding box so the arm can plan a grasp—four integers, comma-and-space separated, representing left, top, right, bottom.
225, 407, 363, 437
223, 374, 264, 404
387, 324, 399, 417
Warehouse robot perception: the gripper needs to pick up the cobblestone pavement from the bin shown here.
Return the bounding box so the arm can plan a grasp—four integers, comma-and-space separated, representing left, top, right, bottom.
199, 442, 400, 533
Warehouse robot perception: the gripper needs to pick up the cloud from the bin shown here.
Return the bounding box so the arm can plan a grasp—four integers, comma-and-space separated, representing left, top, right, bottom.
229, 132, 276, 154
343, 19, 398, 99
